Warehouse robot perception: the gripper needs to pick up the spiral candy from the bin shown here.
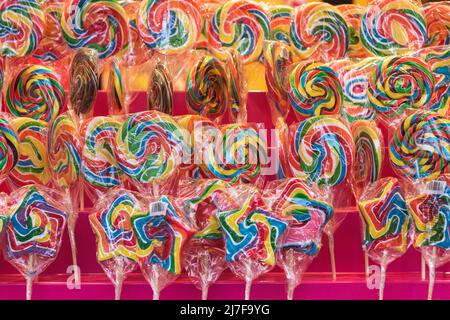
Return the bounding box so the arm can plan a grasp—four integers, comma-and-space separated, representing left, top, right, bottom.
288, 62, 343, 121
389, 111, 450, 181
0, 118, 20, 182
336, 4, 370, 58
424, 2, 450, 47
288, 116, 354, 187
148, 63, 173, 115
0, 0, 45, 57
10, 118, 50, 187
107, 59, 124, 115
62, 0, 130, 59
207, 0, 270, 64
138, 0, 202, 54
269, 5, 292, 44
290, 2, 349, 62
6, 65, 65, 123
48, 114, 81, 189
360, 0, 426, 56
186, 55, 229, 121
368, 56, 435, 119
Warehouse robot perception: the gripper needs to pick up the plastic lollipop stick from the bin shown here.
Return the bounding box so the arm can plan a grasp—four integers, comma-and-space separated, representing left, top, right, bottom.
200, 252, 210, 301
26, 254, 35, 301
244, 259, 253, 301
115, 256, 125, 301
68, 207, 80, 285
286, 249, 296, 301
365, 253, 369, 278
150, 264, 161, 301
379, 251, 388, 301
325, 223, 336, 281
421, 254, 426, 281
428, 247, 437, 300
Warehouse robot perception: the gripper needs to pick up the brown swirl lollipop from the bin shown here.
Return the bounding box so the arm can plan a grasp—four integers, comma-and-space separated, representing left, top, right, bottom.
148, 63, 173, 115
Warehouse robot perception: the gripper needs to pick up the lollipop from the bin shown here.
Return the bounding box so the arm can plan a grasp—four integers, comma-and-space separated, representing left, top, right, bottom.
0, 0, 45, 57
9, 118, 50, 187
6, 65, 65, 122
89, 190, 141, 300
290, 2, 349, 62
137, 0, 202, 54
288, 61, 343, 121
107, 59, 125, 115
207, 0, 270, 64
132, 195, 195, 300
368, 56, 435, 121
0, 117, 20, 183
269, 5, 292, 44
423, 2, 450, 47
69, 48, 99, 117
358, 177, 411, 300
389, 111, 450, 182
217, 189, 288, 300
62, 0, 130, 59
186, 55, 229, 122
360, 0, 426, 56
266, 178, 333, 300
148, 63, 173, 115
0, 58, 3, 108
4, 185, 67, 300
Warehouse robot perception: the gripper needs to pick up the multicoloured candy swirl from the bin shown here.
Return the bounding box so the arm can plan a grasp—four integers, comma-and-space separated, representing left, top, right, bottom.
360, 0, 426, 56
5, 185, 67, 259
368, 56, 435, 119
217, 190, 288, 266
138, 0, 202, 54
0, 118, 20, 182
10, 118, 50, 187
62, 0, 130, 59
6, 65, 65, 123
148, 63, 173, 115
186, 55, 229, 121
424, 2, 450, 47
0, 0, 45, 57
107, 59, 124, 115
81, 116, 122, 190
288, 62, 343, 121
48, 114, 81, 189
288, 116, 354, 187
290, 2, 349, 62
336, 4, 370, 58
207, 0, 270, 64
389, 111, 450, 182
269, 5, 292, 44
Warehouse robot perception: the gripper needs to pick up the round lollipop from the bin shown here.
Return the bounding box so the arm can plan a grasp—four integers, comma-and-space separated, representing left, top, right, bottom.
4, 185, 67, 300
0, 117, 20, 183
217, 189, 288, 300
290, 2, 349, 62
148, 63, 173, 115
107, 59, 125, 115
89, 189, 141, 300
6, 65, 65, 122
423, 2, 450, 47
360, 0, 426, 56
288, 61, 343, 121
358, 177, 411, 300
132, 195, 195, 300
62, 0, 130, 59
0, 0, 45, 57
269, 5, 292, 44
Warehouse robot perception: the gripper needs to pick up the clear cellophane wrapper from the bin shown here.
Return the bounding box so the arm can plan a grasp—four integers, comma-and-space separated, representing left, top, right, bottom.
264, 178, 333, 300
0, 112, 20, 186
423, 1, 450, 48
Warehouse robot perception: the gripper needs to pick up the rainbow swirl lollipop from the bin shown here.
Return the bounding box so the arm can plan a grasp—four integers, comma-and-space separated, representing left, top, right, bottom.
337, 4, 370, 58
201, 123, 268, 184
148, 63, 173, 115
62, 0, 130, 59
290, 2, 349, 62
6, 65, 65, 123
0, 0, 45, 57
48, 114, 81, 189
390, 111, 450, 182
288, 116, 354, 187
186, 55, 229, 121
269, 5, 292, 44
360, 0, 426, 56
368, 56, 435, 120
10, 118, 49, 187
0, 117, 20, 182
138, 0, 202, 54
424, 2, 450, 47
288, 61, 343, 121
81, 116, 122, 191
207, 0, 270, 64
107, 59, 124, 115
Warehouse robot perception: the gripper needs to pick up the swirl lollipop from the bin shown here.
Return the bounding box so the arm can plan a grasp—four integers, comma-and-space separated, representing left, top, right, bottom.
0, 117, 20, 183
9, 118, 50, 187
290, 2, 349, 62
288, 61, 343, 121
89, 190, 141, 300
217, 189, 288, 300
269, 5, 292, 44
358, 177, 411, 300
424, 2, 450, 47
390, 111, 450, 182
62, 0, 130, 59
132, 195, 195, 300
4, 185, 67, 300
148, 63, 173, 115
6, 65, 65, 123
0, 0, 44, 57
69, 48, 99, 118
207, 0, 270, 64
360, 0, 426, 56
107, 59, 125, 115
186, 55, 229, 122
137, 0, 202, 54
368, 56, 435, 121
